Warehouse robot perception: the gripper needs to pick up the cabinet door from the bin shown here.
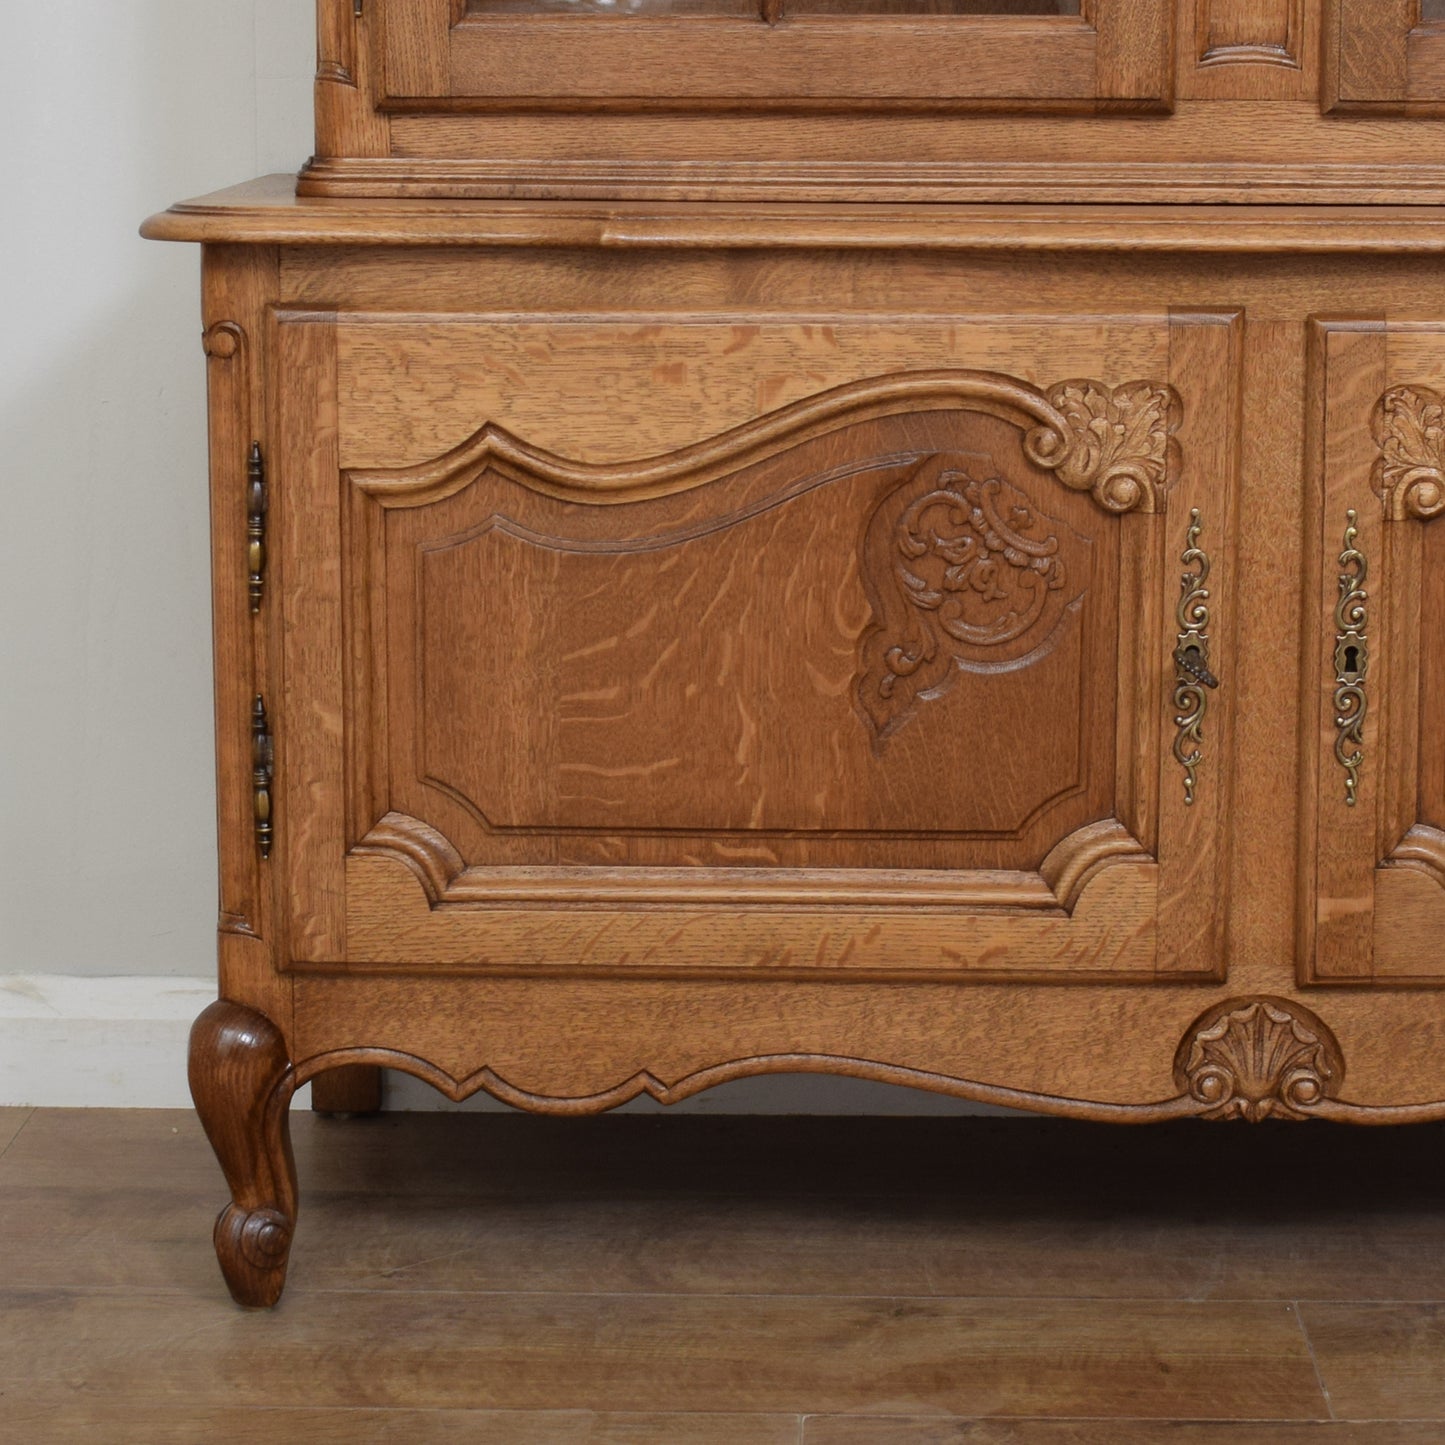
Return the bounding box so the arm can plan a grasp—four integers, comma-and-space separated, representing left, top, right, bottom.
1325, 0, 1445, 110
1303, 319, 1445, 982
378, 0, 1172, 109
269, 309, 1238, 981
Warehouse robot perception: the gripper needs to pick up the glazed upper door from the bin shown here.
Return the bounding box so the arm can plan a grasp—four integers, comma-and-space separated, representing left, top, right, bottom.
1326, 0, 1445, 110
377, 0, 1172, 109
1303, 318, 1445, 983
268, 309, 1238, 980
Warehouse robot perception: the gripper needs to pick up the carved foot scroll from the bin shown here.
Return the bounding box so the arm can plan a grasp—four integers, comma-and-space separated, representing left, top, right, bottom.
188, 1001, 298, 1307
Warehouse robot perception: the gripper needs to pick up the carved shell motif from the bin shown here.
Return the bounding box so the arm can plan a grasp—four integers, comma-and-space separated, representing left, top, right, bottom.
1024, 380, 1181, 516
1372, 385, 1445, 522
1173, 998, 1344, 1123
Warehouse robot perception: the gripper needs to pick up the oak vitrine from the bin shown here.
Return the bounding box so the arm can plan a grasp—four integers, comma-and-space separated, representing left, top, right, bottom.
144, 0, 1445, 1308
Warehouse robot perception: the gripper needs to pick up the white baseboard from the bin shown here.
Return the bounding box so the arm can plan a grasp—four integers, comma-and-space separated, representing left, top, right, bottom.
0, 974, 1002, 1115
0, 975, 220, 1108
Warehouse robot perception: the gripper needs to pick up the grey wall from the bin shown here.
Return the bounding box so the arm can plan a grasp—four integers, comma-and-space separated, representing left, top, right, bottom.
1, 3, 313, 979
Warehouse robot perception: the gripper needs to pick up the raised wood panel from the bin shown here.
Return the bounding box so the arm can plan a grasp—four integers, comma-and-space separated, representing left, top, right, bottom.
1324, 0, 1445, 112
446, 19, 1097, 102
1301, 317, 1445, 984
384, 409, 1113, 865
270, 310, 1237, 982
1197, 0, 1299, 65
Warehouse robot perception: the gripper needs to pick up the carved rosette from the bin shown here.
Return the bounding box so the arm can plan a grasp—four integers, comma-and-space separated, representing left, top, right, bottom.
1024, 380, 1181, 516
1173, 998, 1344, 1123
856, 455, 1086, 745
1372, 385, 1445, 522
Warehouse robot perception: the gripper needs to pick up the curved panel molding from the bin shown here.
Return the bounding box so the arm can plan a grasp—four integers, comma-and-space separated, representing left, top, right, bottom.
350, 370, 1180, 516
351, 810, 1151, 916
1385, 824, 1445, 892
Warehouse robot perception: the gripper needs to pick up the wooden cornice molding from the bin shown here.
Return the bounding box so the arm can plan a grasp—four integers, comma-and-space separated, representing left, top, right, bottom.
144, 177, 1445, 254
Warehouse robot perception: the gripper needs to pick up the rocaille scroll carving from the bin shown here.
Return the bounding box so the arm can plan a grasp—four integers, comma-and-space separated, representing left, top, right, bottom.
1173, 997, 1345, 1123
856, 455, 1086, 746
1373, 384, 1445, 522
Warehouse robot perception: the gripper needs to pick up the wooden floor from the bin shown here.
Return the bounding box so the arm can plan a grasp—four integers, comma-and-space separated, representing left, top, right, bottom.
4, 1109, 1445, 1443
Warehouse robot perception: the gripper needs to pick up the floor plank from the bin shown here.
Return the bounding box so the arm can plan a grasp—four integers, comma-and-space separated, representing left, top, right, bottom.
0, 1106, 31, 1159
9, 1110, 1445, 1432
6, 1111, 1445, 1303
0, 1403, 801, 1445
805, 1424, 1445, 1444
0, 1288, 1324, 1419
1300, 1303, 1445, 1421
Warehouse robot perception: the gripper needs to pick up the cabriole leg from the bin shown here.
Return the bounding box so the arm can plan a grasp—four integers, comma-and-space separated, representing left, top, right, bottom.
188, 1000, 298, 1307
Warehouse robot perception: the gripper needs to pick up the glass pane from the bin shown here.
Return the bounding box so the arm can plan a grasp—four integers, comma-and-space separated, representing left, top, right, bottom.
791, 0, 1080, 11
469, 0, 1079, 15
1426, 0, 1445, 21
469, 0, 761, 12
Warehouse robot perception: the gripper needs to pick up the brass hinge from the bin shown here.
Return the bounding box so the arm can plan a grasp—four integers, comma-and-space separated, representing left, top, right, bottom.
252, 695, 274, 860
247, 442, 268, 614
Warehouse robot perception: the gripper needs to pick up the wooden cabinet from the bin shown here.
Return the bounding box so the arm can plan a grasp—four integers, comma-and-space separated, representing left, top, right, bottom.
270, 308, 1236, 983
145, 0, 1445, 1310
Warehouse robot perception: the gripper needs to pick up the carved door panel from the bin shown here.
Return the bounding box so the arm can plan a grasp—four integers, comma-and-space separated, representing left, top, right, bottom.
269, 310, 1239, 980
376, 0, 1172, 109
1303, 318, 1445, 982
1325, 0, 1445, 111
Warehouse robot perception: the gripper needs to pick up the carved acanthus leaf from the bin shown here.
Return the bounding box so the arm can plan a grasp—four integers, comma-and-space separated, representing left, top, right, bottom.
1173, 998, 1344, 1123
1372, 385, 1445, 522
1023, 380, 1181, 515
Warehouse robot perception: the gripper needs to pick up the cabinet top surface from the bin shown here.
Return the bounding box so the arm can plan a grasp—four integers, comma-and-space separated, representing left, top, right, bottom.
144, 176, 1445, 253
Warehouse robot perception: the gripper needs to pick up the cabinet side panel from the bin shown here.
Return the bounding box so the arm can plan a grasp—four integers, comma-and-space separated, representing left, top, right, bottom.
202, 246, 293, 1028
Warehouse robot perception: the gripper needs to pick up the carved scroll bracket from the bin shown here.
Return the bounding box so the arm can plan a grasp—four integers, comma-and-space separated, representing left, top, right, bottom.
1373, 385, 1445, 522
1023, 379, 1181, 516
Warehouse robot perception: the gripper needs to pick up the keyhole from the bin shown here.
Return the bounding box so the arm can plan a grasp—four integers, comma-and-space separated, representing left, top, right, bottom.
1344, 645, 1361, 674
